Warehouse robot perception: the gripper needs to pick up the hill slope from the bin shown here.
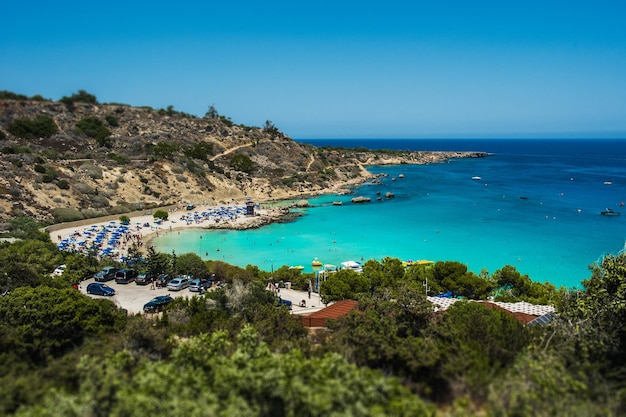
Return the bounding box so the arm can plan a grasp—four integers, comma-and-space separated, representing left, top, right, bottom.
0, 96, 484, 224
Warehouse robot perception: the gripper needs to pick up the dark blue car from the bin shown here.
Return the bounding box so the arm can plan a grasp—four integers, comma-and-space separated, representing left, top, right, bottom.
143, 295, 173, 313
86, 282, 115, 296
277, 297, 292, 310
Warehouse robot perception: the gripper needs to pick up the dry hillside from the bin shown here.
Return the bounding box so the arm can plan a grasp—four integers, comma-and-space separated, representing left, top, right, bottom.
0, 93, 484, 225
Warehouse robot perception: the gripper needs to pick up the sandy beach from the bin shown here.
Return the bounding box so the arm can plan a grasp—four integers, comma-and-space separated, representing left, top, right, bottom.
50, 202, 291, 261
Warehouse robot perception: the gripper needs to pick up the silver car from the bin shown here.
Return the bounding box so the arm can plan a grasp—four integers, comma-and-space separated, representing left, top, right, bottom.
167, 276, 191, 291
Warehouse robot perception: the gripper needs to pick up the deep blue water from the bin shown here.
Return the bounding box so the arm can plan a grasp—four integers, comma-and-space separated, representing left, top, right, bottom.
153, 139, 626, 289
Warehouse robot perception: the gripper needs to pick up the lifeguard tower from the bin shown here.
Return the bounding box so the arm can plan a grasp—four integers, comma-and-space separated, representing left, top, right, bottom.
246, 198, 255, 216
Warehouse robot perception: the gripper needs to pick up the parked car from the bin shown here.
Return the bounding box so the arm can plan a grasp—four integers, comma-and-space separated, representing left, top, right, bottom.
115, 269, 138, 284
143, 295, 173, 313
136, 272, 156, 286
167, 276, 191, 291
277, 297, 292, 310
81, 269, 96, 281
189, 278, 212, 293
52, 264, 67, 276
94, 266, 118, 282
87, 282, 115, 296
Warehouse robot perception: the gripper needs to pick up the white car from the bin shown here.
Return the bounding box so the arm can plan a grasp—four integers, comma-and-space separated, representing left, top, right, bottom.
167, 277, 191, 291
52, 264, 67, 276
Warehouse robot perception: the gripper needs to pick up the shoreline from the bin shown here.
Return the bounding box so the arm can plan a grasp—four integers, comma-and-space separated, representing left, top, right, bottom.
52, 202, 301, 260
48, 152, 485, 258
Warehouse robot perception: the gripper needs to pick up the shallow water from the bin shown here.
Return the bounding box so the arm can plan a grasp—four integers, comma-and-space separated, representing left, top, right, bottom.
153, 139, 626, 289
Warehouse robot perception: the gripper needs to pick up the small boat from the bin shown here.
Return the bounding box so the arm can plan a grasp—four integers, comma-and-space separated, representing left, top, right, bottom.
472, 176, 482, 181
311, 257, 322, 267
604, 181, 612, 185
290, 265, 305, 270
398, 174, 404, 178
601, 208, 621, 216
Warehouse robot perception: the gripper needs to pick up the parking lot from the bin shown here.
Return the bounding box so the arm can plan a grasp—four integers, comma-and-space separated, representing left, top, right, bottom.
80, 278, 326, 315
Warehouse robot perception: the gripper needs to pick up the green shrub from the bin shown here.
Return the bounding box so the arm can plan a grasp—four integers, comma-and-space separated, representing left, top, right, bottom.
73, 182, 96, 195
34, 164, 46, 174
7, 115, 58, 139
41, 173, 55, 183
170, 165, 184, 175
56, 179, 70, 190
107, 152, 129, 164
0, 90, 29, 100
184, 141, 214, 161
105, 114, 119, 127
79, 162, 103, 179
59, 90, 98, 105
230, 154, 253, 173
40, 149, 58, 160
152, 142, 180, 160
51, 207, 85, 222
76, 117, 112, 148
153, 209, 169, 221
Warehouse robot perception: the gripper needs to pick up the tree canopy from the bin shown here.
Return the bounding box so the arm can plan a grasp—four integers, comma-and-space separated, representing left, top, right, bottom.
0, 229, 623, 416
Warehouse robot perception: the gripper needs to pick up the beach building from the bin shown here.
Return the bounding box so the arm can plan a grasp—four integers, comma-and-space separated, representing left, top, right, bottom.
299, 300, 359, 328
427, 296, 556, 325
246, 199, 255, 216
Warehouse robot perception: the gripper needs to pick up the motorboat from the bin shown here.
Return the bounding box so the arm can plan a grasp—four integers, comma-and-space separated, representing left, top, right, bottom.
601, 208, 621, 216
472, 176, 482, 181
311, 257, 323, 267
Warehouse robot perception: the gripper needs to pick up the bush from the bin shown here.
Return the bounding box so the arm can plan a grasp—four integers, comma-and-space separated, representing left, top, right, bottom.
7, 116, 58, 139
0, 90, 29, 100
59, 90, 98, 105
153, 209, 169, 221
184, 141, 214, 161
34, 164, 46, 174
41, 174, 54, 183
76, 117, 112, 148
56, 179, 70, 190
152, 142, 180, 160
73, 182, 95, 195
51, 208, 85, 222
107, 153, 129, 165
230, 154, 254, 173
105, 114, 119, 127
40, 149, 58, 160
79, 162, 103, 179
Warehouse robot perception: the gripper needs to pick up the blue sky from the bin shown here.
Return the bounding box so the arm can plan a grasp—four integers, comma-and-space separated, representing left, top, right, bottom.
2, 1, 625, 139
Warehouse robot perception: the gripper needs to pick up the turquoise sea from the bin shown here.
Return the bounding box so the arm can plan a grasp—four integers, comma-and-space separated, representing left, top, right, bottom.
153, 139, 626, 289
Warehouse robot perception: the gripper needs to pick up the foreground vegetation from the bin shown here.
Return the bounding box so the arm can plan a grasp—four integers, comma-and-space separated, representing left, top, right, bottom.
0, 219, 625, 416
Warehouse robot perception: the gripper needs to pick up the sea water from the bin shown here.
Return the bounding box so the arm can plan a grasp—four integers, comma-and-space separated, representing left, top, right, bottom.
153, 139, 626, 288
